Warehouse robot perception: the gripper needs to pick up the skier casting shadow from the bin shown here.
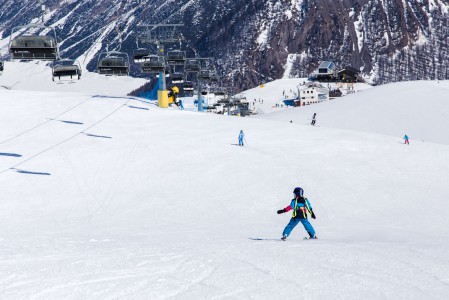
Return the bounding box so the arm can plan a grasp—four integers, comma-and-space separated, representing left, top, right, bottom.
277, 187, 317, 240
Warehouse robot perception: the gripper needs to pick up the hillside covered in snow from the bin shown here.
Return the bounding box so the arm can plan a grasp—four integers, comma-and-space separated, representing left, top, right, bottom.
1, 64, 449, 299
1, 0, 448, 90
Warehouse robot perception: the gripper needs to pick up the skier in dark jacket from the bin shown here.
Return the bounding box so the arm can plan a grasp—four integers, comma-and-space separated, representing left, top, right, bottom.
311, 113, 317, 126
277, 187, 317, 240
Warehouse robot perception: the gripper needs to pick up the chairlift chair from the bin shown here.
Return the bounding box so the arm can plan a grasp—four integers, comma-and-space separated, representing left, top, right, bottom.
97, 51, 130, 76
214, 87, 226, 96
210, 72, 219, 82
9, 24, 59, 60
0, 61, 3, 75
184, 58, 201, 73
183, 81, 194, 92
167, 50, 186, 65
52, 59, 82, 81
141, 55, 165, 74
156, 66, 170, 78
133, 48, 150, 63
171, 71, 184, 83
197, 69, 211, 81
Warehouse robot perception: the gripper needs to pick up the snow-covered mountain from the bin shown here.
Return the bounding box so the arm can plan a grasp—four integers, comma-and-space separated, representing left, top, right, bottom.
1, 0, 448, 90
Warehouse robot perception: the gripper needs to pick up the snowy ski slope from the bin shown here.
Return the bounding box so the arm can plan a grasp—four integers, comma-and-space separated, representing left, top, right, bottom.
1, 62, 449, 299
256, 79, 449, 145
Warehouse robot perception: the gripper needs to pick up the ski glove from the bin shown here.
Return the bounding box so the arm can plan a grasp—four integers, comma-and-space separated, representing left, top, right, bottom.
277, 209, 286, 214
310, 211, 316, 219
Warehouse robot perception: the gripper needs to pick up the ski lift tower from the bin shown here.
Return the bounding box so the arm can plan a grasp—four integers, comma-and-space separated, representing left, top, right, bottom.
195, 57, 214, 112
137, 24, 183, 108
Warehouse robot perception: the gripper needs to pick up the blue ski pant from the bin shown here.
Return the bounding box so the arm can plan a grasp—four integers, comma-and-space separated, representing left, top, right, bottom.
282, 218, 315, 238
238, 137, 244, 146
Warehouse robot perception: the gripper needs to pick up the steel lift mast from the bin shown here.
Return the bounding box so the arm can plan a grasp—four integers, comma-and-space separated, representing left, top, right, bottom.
137, 24, 183, 108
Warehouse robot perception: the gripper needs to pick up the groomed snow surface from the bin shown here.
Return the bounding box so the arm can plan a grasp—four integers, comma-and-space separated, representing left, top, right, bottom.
1, 62, 449, 299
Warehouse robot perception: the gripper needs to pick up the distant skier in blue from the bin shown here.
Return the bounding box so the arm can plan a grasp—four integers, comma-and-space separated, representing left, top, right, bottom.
277, 187, 317, 240
238, 130, 245, 146
403, 134, 409, 145
179, 99, 184, 110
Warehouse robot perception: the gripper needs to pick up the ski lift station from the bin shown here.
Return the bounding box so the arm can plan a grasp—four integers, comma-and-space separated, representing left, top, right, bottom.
309, 61, 337, 81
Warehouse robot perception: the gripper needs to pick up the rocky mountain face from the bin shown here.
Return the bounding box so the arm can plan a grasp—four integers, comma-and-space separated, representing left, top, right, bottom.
1, 0, 448, 90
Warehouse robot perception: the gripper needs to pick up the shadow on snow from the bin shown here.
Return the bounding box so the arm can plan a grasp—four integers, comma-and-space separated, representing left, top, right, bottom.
84, 133, 112, 139
0, 152, 22, 157
14, 169, 51, 176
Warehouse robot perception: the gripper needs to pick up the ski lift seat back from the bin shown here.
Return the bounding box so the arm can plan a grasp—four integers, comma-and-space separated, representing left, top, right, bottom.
171, 72, 184, 83
97, 51, 130, 76
11, 36, 55, 48
197, 69, 211, 81
52, 59, 82, 81
8, 25, 59, 61
167, 50, 186, 65
133, 49, 150, 63
100, 57, 127, 67
141, 55, 165, 74
183, 81, 194, 91
184, 58, 201, 73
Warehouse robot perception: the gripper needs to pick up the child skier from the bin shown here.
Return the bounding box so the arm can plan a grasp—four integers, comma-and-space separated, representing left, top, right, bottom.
277, 187, 317, 240
403, 134, 409, 145
238, 130, 245, 146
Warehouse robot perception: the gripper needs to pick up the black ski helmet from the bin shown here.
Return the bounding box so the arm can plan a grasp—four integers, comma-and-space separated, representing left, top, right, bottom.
293, 187, 304, 197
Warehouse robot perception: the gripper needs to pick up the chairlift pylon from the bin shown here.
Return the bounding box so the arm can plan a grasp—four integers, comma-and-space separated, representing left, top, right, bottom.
9, 24, 59, 61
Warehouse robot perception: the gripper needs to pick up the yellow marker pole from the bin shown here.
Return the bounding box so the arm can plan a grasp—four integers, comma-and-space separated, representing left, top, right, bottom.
158, 90, 169, 108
